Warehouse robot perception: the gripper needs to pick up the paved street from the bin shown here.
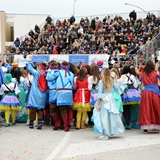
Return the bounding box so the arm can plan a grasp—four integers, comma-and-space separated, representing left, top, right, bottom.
0, 123, 160, 160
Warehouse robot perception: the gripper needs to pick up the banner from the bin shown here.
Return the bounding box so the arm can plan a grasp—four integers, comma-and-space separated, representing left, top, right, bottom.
13, 54, 109, 67
89, 54, 110, 68
32, 55, 49, 64
49, 55, 69, 63
69, 55, 89, 65
14, 55, 29, 67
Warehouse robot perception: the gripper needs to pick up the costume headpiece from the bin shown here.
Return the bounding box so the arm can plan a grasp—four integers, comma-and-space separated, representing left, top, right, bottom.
97, 61, 103, 67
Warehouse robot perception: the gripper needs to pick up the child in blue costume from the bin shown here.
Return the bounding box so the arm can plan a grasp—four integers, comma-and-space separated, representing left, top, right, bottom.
0, 56, 11, 121
46, 61, 60, 130
11, 67, 28, 123
56, 61, 74, 132
93, 68, 125, 140
1, 56, 11, 74
26, 62, 47, 129
90, 64, 101, 106
0, 67, 5, 122
111, 68, 125, 119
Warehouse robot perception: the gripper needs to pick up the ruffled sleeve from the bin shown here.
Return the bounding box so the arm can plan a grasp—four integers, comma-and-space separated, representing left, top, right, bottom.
113, 79, 125, 95
88, 77, 93, 91
97, 80, 106, 99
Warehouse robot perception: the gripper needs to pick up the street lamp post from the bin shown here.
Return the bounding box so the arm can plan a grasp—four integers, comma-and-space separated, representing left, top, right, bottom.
124, 3, 147, 15
73, 0, 76, 16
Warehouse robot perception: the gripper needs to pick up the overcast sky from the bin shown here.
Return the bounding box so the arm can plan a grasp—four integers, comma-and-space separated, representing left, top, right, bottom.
0, 0, 159, 19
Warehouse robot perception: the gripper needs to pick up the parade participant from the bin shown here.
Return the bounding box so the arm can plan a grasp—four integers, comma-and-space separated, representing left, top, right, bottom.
68, 62, 79, 128
0, 67, 5, 122
97, 61, 104, 73
46, 61, 59, 130
120, 65, 140, 130
26, 62, 47, 129
73, 67, 92, 129
11, 67, 28, 123
0, 74, 21, 127
84, 65, 91, 76
22, 67, 36, 126
138, 61, 160, 133
89, 64, 100, 126
90, 64, 100, 106
93, 68, 125, 140
130, 66, 141, 128
56, 61, 74, 132
110, 68, 124, 119
0, 56, 11, 73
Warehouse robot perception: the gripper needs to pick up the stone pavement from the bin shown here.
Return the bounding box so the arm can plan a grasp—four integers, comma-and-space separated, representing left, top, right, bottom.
0, 124, 160, 160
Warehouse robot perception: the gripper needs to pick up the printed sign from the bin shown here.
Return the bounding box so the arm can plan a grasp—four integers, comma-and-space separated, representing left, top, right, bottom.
49, 55, 69, 63
32, 55, 49, 64
69, 55, 89, 65
89, 54, 110, 68
14, 55, 29, 67
13, 54, 109, 67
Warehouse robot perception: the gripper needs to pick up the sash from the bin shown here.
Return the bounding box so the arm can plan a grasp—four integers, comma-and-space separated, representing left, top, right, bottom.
144, 84, 160, 96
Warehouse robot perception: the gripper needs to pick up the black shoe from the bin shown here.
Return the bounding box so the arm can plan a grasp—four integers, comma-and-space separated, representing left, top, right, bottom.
37, 124, 42, 130
29, 121, 33, 129
143, 129, 148, 133
37, 120, 42, 130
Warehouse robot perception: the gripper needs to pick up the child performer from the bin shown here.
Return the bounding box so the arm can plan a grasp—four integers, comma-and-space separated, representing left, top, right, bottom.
26, 62, 47, 129
46, 61, 59, 130
111, 68, 124, 119
120, 65, 140, 130
89, 64, 101, 126
56, 61, 74, 132
93, 68, 125, 140
0, 74, 21, 127
73, 67, 92, 129
11, 67, 28, 123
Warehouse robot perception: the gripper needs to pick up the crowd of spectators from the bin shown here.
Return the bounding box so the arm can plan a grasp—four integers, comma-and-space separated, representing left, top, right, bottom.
7, 11, 160, 63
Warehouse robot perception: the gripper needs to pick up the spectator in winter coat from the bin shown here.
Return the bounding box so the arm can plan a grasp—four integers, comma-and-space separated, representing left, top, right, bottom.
45, 15, 52, 25
28, 30, 34, 38
90, 18, 96, 30
70, 15, 76, 25
14, 38, 20, 48
129, 10, 137, 21
35, 24, 40, 34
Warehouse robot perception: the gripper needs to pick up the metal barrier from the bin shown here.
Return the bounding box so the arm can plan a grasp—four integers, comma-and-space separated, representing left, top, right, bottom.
137, 33, 160, 64
52, 10, 160, 23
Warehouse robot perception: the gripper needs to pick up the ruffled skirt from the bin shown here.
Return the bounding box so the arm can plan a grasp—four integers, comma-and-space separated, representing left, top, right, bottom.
93, 92, 125, 136
0, 95, 21, 111
122, 88, 141, 105
138, 90, 160, 130
73, 89, 91, 111
16, 87, 28, 122
112, 91, 123, 112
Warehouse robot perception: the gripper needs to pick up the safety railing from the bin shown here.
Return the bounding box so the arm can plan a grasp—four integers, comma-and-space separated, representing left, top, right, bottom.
136, 32, 160, 64
52, 10, 160, 23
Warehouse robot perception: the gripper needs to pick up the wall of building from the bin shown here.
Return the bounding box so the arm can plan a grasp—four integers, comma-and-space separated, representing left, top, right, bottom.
0, 13, 48, 52
6, 13, 48, 41
0, 11, 6, 53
